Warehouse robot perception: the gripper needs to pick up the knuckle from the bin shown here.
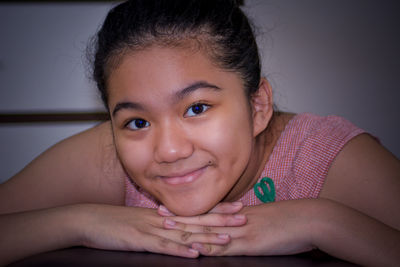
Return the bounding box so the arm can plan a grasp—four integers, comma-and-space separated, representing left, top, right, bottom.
180, 231, 192, 242
180, 223, 188, 231
216, 214, 228, 225
158, 237, 170, 248
202, 225, 212, 233
211, 244, 229, 256
200, 244, 226, 256
201, 244, 213, 255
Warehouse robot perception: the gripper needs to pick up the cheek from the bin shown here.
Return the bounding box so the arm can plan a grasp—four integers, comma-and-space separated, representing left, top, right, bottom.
199, 105, 254, 175
208, 121, 251, 159
114, 134, 152, 183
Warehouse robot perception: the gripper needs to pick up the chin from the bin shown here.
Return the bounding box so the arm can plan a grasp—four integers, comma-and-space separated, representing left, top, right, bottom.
165, 199, 215, 216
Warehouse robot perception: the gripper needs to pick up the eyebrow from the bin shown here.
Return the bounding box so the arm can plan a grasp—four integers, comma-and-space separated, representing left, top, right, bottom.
112, 81, 221, 117
174, 81, 221, 101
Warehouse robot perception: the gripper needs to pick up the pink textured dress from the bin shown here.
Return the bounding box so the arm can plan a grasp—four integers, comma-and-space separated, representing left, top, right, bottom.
125, 113, 365, 208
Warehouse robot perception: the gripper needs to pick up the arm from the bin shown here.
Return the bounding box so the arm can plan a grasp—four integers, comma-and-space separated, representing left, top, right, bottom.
0, 203, 250, 265
0, 121, 125, 214
316, 133, 400, 265
0, 205, 81, 265
0, 122, 124, 264
320, 133, 400, 229
310, 198, 400, 267
0, 122, 244, 264
0, 204, 197, 265
162, 198, 399, 266
160, 134, 400, 266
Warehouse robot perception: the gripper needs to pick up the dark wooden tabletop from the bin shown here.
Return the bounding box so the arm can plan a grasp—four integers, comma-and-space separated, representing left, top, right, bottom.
8, 247, 359, 267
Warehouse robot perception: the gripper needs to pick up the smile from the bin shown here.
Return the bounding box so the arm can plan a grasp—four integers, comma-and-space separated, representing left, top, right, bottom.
159, 166, 207, 185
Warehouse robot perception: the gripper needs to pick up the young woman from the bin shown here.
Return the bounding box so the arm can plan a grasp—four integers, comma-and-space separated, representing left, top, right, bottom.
1, 0, 399, 266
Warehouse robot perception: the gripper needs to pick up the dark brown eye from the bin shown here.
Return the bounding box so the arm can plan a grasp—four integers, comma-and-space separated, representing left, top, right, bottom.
127, 119, 150, 130
186, 104, 210, 117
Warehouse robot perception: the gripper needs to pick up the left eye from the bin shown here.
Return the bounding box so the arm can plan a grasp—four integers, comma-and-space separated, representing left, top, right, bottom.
126, 118, 150, 130
185, 103, 210, 117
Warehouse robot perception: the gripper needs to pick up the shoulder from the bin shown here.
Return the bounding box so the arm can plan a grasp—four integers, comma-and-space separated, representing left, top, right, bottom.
42, 121, 126, 204
272, 113, 365, 157
264, 113, 366, 200
0, 121, 125, 213
320, 132, 400, 229
286, 113, 363, 137
40, 121, 122, 181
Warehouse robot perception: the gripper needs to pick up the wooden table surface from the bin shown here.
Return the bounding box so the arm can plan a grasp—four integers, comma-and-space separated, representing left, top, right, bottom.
8, 247, 359, 267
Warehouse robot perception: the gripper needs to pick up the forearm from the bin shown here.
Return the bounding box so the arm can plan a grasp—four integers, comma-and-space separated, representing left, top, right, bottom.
0, 205, 84, 265
311, 199, 400, 267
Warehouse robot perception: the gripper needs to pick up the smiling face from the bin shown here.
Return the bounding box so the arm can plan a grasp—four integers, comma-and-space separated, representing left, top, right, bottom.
108, 45, 263, 216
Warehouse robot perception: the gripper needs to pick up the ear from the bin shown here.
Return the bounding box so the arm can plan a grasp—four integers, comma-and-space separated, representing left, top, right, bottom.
251, 78, 273, 137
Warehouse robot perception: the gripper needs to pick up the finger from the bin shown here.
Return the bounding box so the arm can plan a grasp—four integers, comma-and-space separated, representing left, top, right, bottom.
191, 240, 245, 256
162, 218, 243, 239
155, 224, 232, 246
192, 242, 229, 256
164, 217, 220, 234
143, 234, 200, 258
172, 213, 247, 227
158, 205, 175, 217
208, 201, 243, 214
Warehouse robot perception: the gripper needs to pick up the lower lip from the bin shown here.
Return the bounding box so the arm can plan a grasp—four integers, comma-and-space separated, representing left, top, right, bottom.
161, 167, 207, 185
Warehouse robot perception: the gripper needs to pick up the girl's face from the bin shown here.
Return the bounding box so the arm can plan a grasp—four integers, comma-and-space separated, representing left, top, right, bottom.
108, 46, 258, 216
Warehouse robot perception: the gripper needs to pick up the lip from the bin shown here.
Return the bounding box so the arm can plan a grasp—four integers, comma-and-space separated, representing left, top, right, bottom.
159, 166, 207, 185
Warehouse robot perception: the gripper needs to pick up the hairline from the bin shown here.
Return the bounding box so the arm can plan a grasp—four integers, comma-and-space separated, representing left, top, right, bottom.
103, 34, 249, 106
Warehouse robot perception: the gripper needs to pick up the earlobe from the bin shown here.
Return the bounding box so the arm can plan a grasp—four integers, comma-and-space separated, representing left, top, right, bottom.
251, 78, 273, 137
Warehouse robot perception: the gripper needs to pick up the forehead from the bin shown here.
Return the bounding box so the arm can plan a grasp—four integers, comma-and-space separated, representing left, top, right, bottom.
106, 46, 245, 107
108, 45, 218, 83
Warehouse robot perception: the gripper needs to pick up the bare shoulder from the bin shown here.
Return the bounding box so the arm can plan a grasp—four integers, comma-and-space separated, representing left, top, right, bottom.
320, 133, 400, 229
0, 121, 126, 213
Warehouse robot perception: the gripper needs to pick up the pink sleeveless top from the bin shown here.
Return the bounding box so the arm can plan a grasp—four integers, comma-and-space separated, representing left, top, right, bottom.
125, 113, 365, 208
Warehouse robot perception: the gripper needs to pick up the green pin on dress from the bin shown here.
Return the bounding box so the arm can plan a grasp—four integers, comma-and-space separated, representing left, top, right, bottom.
254, 177, 276, 203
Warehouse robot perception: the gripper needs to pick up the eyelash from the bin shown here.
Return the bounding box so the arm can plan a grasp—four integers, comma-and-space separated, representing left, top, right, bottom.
124, 102, 211, 131
184, 103, 211, 117
125, 118, 150, 130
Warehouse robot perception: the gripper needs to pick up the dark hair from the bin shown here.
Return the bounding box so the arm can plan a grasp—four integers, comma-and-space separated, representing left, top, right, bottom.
92, 0, 261, 109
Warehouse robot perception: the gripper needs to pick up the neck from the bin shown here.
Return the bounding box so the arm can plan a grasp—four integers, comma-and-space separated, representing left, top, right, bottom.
223, 112, 293, 202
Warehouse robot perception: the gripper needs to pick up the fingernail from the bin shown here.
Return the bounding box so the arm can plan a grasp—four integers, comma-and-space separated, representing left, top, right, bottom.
159, 205, 169, 213
192, 243, 203, 250
188, 248, 199, 255
217, 233, 230, 240
165, 218, 176, 226
232, 201, 242, 206
234, 214, 246, 220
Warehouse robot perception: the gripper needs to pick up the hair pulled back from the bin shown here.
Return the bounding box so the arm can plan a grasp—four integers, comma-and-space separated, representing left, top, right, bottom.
93, 0, 261, 109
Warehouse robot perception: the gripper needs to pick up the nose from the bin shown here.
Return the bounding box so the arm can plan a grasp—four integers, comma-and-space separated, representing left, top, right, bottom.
153, 120, 194, 163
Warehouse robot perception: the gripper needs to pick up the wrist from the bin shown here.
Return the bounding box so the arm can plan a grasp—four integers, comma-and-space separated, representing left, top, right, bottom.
294, 199, 322, 251
65, 205, 84, 247
306, 198, 400, 267
306, 199, 332, 250
67, 203, 99, 247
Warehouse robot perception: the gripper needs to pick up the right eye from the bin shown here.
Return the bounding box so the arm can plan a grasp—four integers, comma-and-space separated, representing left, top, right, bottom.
126, 119, 150, 130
